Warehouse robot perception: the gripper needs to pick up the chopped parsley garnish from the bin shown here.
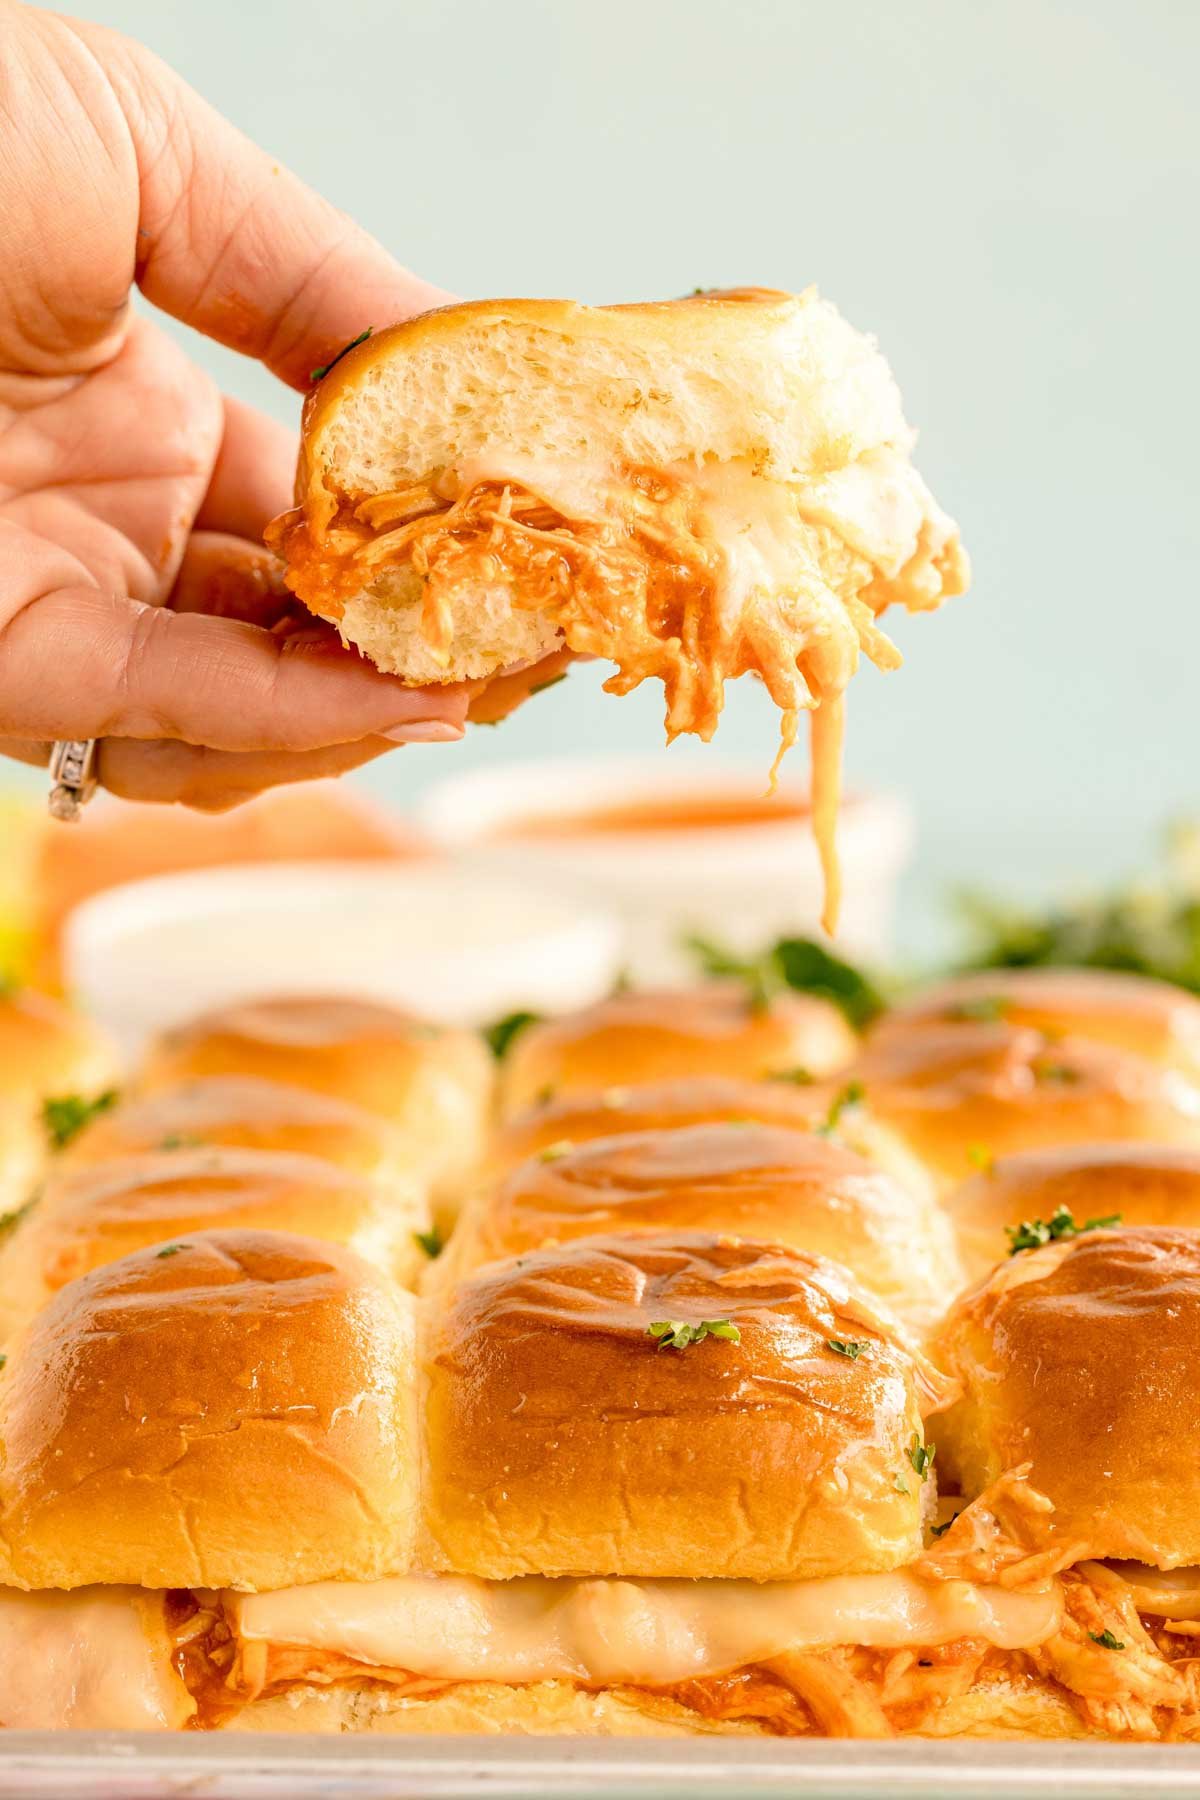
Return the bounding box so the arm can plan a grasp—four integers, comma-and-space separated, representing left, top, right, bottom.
482, 1010, 540, 1059
534, 1085, 557, 1107
827, 1339, 867, 1360
817, 1081, 865, 1137
43, 1089, 119, 1150
768, 1066, 815, 1086
894, 1475, 910, 1496
1006, 1204, 1122, 1255
682, 933, 885, 1029
0, 1196, 36, 1240
1032, 1060, 1081, 1085
413, 1225, 444, 1259
907, 1434, 935, 1480
647, 1318, 741, 1351
154, 1243, 188, 1259
0, 1354, 6, 1371
310, 326, 372, 384
1089, 1629, 1125, 1651
966, 1143, 995, 1175
948, 995, 1008, 1023
930, 1513, 960, 1539
158, 1132, 204, 1151
528, 673, 568, 698
538, 1139, 573, 1163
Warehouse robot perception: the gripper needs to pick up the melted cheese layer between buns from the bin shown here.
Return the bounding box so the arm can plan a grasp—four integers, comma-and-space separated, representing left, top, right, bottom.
228, 1570, 1061, 1687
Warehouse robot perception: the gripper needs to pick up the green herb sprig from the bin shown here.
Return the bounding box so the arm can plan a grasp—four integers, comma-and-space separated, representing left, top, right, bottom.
43, 1089, 119, 1151
310, 327, 372, 384
682, 933, 885, 1029
647, 1318, 741, 1351
1006, 1204, 1122, 1256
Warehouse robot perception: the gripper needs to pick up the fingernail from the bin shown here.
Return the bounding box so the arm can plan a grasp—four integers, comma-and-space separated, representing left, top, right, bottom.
383, 720, 464, 744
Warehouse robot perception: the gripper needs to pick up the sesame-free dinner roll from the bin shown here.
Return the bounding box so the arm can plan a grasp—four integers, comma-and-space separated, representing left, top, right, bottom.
442, 1122, 963, 1333
933, 1225, 1200, 1566
139, 996, 492, 1212
423, 1231, 951, 1582
837, 1022, 1200, 1197
500, 985, 856, 1117
942, 1142, 1200, 1285
0, 1144, 430, 1335
0, 1231, 419, 1591
59, 1075, 405, 1184
870, 967, 1200, 1081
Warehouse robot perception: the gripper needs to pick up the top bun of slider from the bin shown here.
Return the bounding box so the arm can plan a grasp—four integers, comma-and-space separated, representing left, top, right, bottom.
422, 1231, 952, 1581
60, 1075, 403, 1182
943, 1143, 1200, 1285
838, 1022, 1200, 1196
499, 985, 855, 1117
267, 290, 967, 748
0, 1230, 418, 1590
933, 1226, 1200, 1566
442, 1123, 961, 1333
0, 1145, 429, 1337
489, 1073, 837, 1179
872, 968, 1200, 1081
140, 995, 492, 1210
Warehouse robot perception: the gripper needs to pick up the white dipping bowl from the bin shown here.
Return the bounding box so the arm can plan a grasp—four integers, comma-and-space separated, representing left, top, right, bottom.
64, 862, 622, 1058
419, 758, 913, 986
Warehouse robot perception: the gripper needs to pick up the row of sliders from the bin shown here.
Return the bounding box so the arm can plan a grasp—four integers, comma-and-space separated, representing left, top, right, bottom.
2, 969, 1200, 1737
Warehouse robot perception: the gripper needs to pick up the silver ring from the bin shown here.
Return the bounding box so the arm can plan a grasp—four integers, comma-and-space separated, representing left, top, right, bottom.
48, 739, 99, 822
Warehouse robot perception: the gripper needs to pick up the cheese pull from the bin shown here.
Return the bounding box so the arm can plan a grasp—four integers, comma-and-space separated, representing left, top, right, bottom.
229, 1568, 1063, 1688
0, 1589, 190, 1730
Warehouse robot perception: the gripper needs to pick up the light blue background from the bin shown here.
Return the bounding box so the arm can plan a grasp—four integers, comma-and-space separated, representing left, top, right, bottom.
42, 0, 1200, 945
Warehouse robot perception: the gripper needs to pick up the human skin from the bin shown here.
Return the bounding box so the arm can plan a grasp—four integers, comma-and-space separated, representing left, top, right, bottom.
0, 4, 558, 809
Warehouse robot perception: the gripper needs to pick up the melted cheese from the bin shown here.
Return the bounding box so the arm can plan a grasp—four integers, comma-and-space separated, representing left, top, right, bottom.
0, 1588, 190, 1730
229, 1569, 1061, 1688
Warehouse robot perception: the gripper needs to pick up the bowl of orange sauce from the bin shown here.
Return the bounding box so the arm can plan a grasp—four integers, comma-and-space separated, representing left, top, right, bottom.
418, 758, 912, 984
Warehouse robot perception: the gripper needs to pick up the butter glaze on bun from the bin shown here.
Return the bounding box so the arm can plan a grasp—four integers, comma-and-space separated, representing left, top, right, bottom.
0, 1146, 429, 1336
499, 985, 856, 1117
933, 1225, 1200, 1565
441, 1122, 962, 1333
842, 1022, 1200, 1195
422, 1231, 951, 1582
0, 1230, 418, 1590
60, 1076, 404, 1183
140, 996, 492, 1212
489, 1074, 832, 1177
943, 1142, 1200, 1284
872, 968, 1200, 1081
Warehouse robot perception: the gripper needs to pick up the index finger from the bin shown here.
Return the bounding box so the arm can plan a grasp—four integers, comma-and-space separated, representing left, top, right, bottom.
61, 15, 452, 390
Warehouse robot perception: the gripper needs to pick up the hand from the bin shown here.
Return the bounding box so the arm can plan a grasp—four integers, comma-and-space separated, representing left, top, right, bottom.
0, 3, 476, 810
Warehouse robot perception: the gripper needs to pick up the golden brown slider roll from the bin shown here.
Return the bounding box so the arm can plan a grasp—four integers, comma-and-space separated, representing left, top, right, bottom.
0, 986, 119, 1215
872, 967, 1200, 1081
59, 1074, 404, 1183
0, 1230, 418, 1590
943, 1143, 1200, 1285
934, 1225, 1200, 1559
423, 1231, 951, 1581
0, 1146, 430, 1334
500, 985, 856, 1118
835, 1022, 1200, 1197
490, 1073, 832, 1177
922, 1225, 1200, 1739
440, 1123, 962, 1334
140, 996, 492, 1216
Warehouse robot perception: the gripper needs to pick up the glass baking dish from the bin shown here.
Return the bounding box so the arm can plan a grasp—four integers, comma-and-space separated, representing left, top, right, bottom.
1, 1734, 1199, 1799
